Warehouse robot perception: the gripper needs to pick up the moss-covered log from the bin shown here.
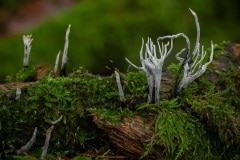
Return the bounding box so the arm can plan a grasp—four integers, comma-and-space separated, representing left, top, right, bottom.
1, 43, 240, 159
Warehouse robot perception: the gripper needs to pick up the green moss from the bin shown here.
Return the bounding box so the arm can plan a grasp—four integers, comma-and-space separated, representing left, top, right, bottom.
1, 74, 107, 157
92, 108, 135, 126
5, 65, 38, 82
0, 68, 149, 158
1, 47, 240, 159
177, 57, 240, 159
139, 99, 212, 159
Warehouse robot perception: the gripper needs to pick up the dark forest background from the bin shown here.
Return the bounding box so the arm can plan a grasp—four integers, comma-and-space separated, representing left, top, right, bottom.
0, 0, 239, 82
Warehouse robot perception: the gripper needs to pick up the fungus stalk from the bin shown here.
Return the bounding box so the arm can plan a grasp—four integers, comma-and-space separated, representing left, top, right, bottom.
15, 88, 21, 100
115, 71, 125, 102
40, 125, 54, 160
51, 115, 63, 125
157, 33, 190, 98
53, 50, 61, 77
60, 24, 71, 77
23, 35, 33, 68
40, 115, 62, 160
175, 8, 214, 95
17, 127, 37, 154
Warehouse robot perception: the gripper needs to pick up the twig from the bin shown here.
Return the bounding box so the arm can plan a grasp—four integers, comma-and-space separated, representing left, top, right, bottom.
17, 127, 37, 154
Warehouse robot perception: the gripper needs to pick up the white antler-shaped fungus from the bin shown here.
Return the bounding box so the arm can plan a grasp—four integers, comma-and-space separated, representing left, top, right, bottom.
125, 8, 214, 104
176, 9, 214, 94
126, 36, 175, 104
177, 42, 214, 94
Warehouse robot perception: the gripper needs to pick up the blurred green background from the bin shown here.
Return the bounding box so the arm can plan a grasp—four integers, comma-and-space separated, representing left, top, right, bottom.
0, 0, 239, 82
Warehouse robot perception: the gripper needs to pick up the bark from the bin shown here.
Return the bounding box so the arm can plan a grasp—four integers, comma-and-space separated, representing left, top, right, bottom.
93, 114, 155, 158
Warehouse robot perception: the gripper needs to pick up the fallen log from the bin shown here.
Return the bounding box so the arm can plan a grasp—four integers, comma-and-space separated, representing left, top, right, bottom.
1, 43, 240, 159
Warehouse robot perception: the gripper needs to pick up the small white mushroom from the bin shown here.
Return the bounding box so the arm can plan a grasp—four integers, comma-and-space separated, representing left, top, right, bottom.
15, 88, 21, 100
23, 35, 33, 67
60, 24, 71, 76
115, 71, 125, 102
53, 50, 61, 77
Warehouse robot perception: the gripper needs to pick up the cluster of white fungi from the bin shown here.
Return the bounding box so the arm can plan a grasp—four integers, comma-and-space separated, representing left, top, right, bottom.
22, 25, 71, 77
18, 25, 70, 159
125, 8, 214, 104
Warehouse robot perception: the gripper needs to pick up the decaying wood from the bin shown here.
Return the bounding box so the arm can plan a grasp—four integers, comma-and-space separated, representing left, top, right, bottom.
205, 44, 240, 83
225, 43, 240, 57
93, 114, 154, 158
80, 151, 128, 159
